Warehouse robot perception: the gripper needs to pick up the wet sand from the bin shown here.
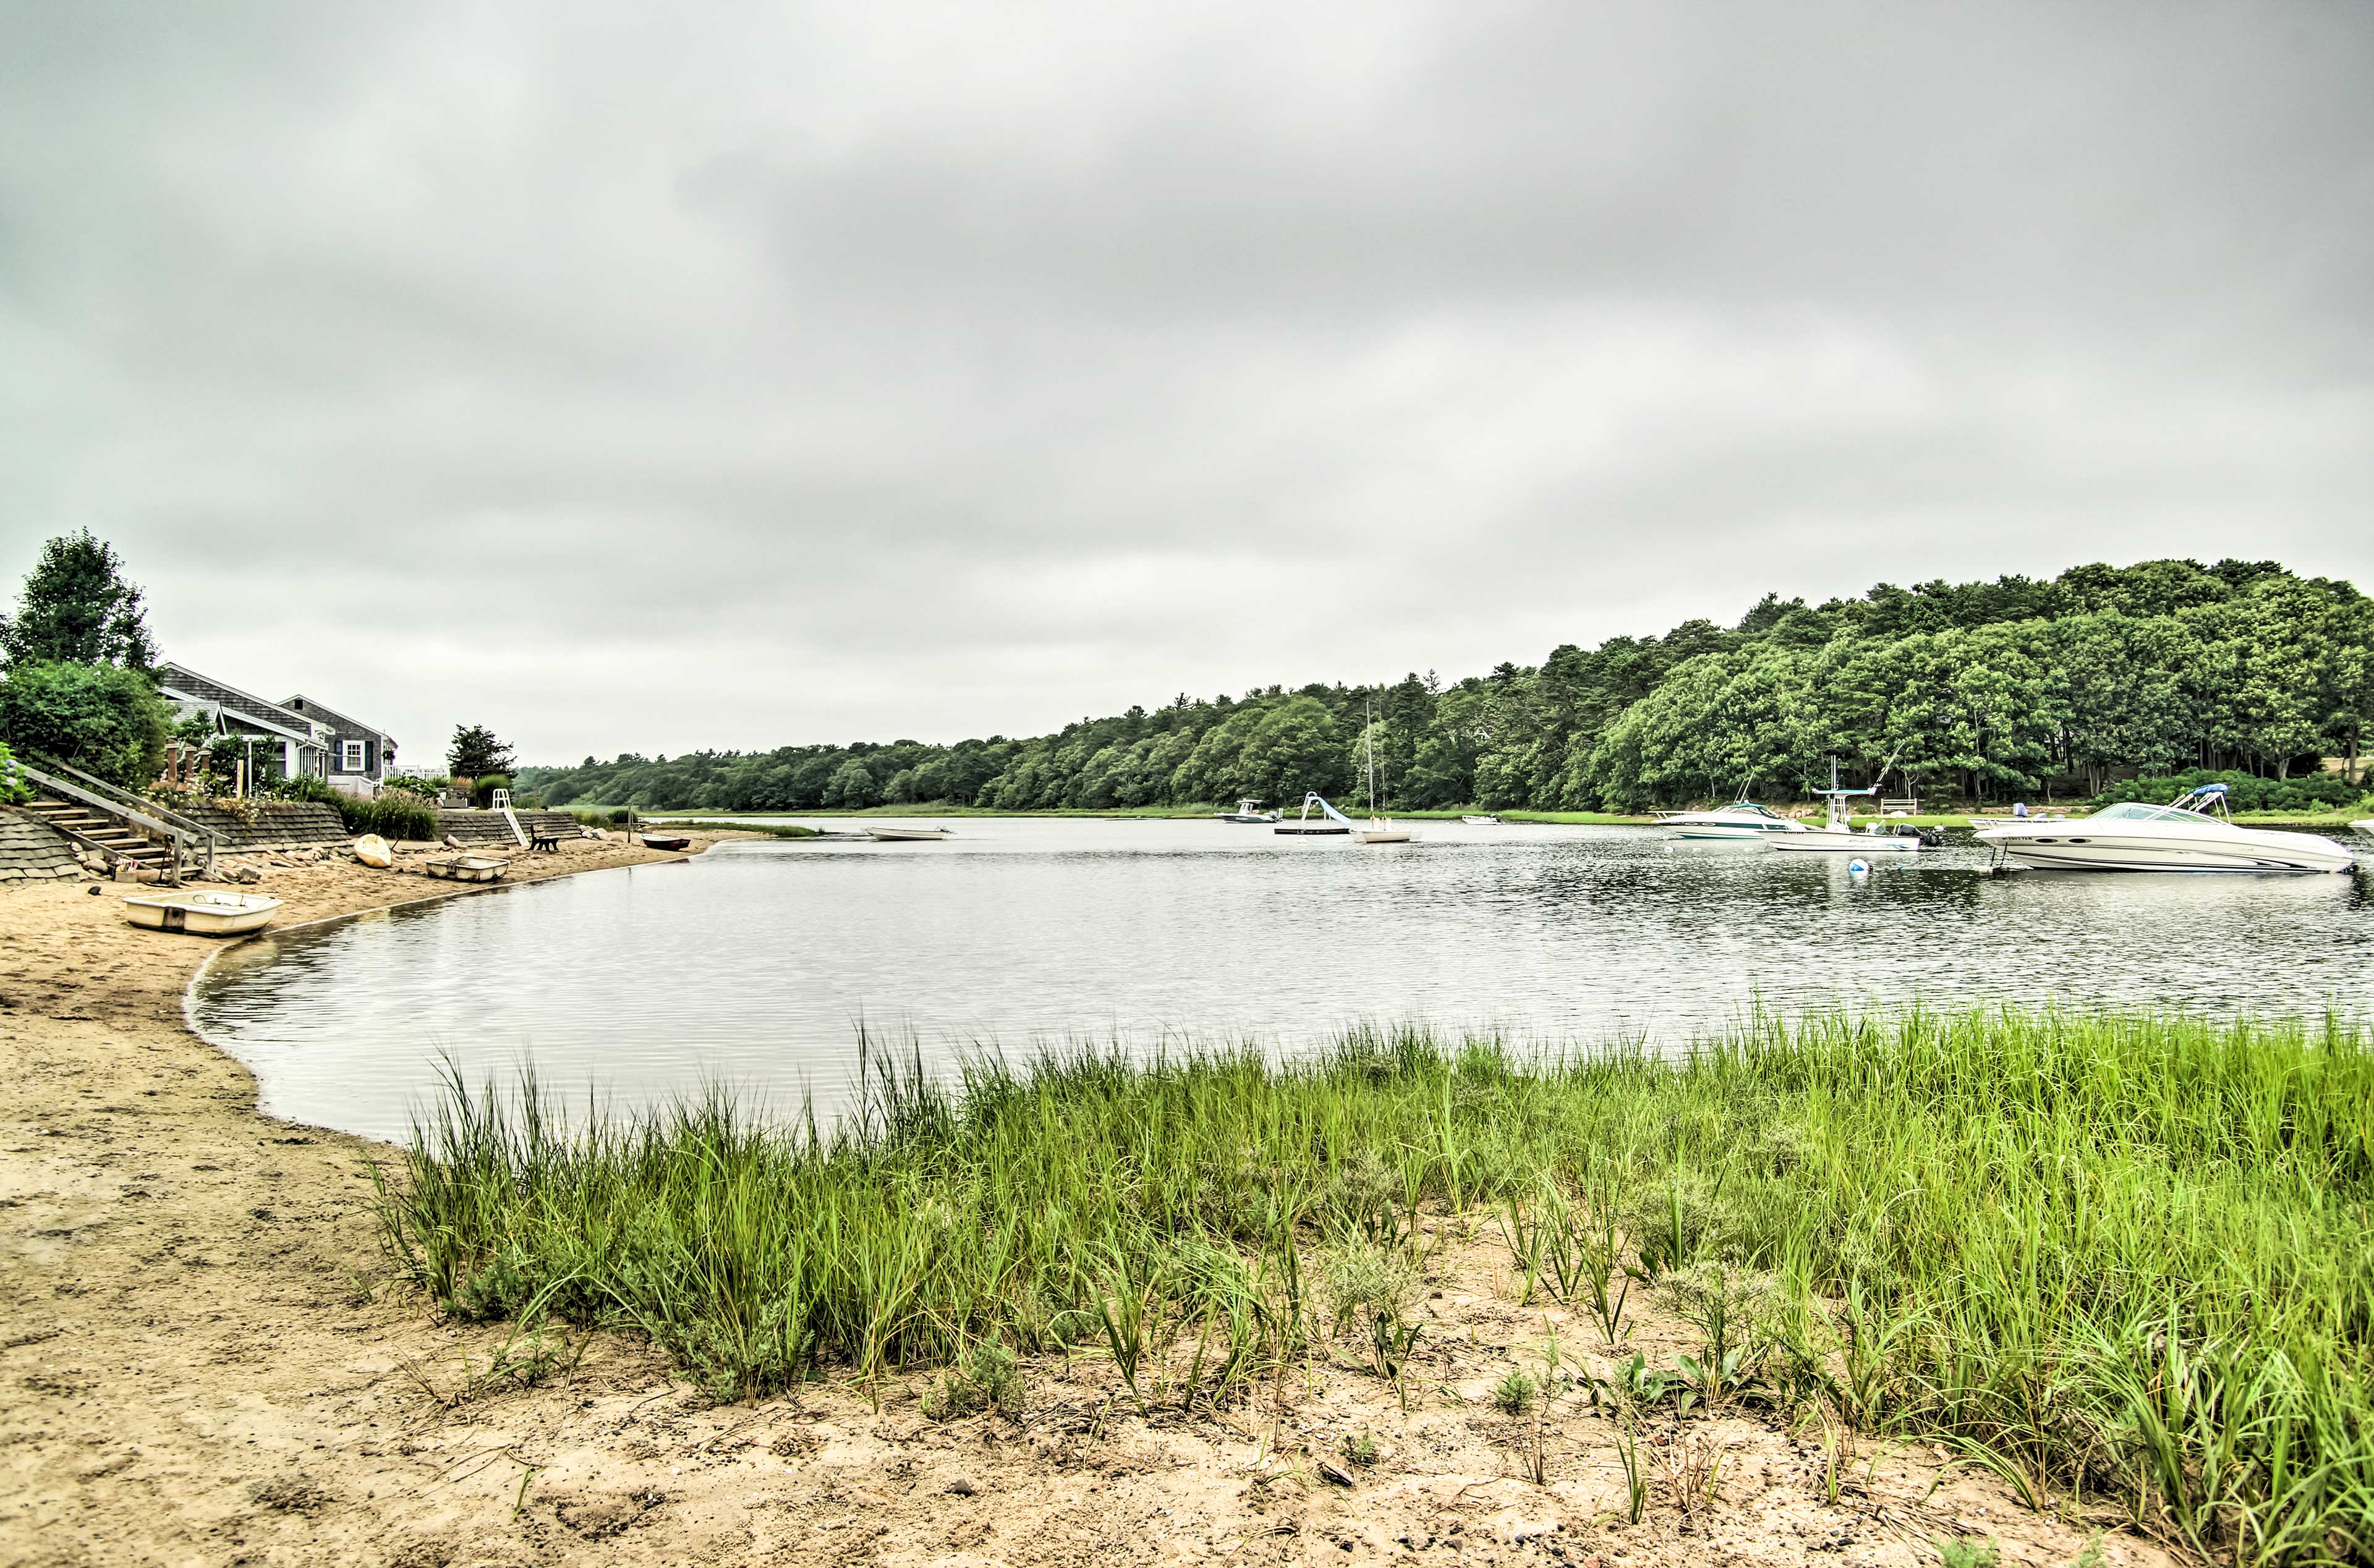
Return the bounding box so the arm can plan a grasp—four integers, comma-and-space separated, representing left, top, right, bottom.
0, 837, 2168, 1567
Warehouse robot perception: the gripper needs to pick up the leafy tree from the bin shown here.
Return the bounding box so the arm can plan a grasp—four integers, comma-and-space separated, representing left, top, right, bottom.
448, 724, 517, 778
0, 530, 158, 669
508, 556, 2369, 815
823, 756, 880, 808
0, 659, 171, 787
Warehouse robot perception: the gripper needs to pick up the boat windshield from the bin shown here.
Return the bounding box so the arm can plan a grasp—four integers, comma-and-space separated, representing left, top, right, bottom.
1714, 803, 1782, 819
2091, 801, 2219, 825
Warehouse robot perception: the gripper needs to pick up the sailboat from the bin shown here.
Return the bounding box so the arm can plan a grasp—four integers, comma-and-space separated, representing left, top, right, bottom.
1351, 700, 1413, 844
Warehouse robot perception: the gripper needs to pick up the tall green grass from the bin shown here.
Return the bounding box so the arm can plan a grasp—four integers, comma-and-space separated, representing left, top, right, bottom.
379, 1011, 2373, 1562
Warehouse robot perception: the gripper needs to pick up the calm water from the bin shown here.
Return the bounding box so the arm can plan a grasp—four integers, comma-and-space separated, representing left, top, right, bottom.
190, 817, 2374, 1142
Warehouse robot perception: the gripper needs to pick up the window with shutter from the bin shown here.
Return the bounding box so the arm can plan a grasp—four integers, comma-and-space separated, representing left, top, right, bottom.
341, 740, 366, 771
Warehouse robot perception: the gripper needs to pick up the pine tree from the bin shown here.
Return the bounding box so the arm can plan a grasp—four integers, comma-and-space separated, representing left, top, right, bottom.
0, 530, 158, 668
447, 724, 516, 778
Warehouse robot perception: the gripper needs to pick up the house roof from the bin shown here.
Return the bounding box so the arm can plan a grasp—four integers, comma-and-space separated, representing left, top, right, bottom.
282, 694, 396, 747
155, 663, 324, 745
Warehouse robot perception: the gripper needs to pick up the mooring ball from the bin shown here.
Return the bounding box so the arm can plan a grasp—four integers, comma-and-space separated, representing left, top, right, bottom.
1848, 858, 1871, 875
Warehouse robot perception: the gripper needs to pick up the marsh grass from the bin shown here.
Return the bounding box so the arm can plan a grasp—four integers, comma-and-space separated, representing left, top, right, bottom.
380, 1009, 2374, 1563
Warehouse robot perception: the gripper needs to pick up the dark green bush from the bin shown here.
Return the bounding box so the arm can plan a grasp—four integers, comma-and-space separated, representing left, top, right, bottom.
2089, 768, 2367, 815
267, 773, 342, 805
470, 772, 513, 808
335, 794, 441, 842
0, 659, 170, 789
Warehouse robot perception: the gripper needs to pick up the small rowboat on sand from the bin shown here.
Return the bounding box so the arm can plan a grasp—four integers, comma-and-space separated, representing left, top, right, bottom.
636, 834, 692, 851
425, 854, 510, 883
122, 890, 283, 936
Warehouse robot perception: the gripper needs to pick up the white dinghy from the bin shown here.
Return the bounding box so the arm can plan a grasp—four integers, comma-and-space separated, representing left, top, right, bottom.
122, 889, 282, 936
863, 824, 953, 842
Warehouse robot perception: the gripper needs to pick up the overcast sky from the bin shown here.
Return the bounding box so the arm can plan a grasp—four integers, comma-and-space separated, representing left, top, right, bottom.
3, 3, 2370, 763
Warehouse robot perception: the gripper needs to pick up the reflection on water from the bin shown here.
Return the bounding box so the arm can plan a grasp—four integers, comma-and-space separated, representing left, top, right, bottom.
191, 818, 2373, 1142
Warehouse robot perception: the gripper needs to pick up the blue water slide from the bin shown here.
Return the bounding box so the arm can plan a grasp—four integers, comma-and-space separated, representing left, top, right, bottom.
1301, 792, 1358, 825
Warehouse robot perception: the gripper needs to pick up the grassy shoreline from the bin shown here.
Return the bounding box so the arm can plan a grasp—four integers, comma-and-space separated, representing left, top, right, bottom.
382, 1008, 2372, 1562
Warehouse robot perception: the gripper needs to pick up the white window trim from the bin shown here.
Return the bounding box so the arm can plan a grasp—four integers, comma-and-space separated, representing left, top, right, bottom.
340, 740, 367, 772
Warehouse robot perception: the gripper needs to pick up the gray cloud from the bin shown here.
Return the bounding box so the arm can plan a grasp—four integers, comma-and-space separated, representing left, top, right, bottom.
2, 2, 2369, 760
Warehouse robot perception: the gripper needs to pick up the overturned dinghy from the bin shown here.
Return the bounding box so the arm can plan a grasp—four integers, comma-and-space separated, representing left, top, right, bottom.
122, 889, 282, 936
425, 854, 510, 883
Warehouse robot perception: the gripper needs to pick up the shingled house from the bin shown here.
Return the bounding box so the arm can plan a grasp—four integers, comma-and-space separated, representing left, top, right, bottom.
155, 665, 401, 797
156, 663, 331, 781
281, 695, 399, 794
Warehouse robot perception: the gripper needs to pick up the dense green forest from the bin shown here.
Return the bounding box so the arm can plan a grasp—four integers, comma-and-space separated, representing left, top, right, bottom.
521, 559, 2374, 813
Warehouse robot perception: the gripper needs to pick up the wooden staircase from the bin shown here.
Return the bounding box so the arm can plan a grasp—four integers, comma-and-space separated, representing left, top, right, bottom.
20, 797, 174, 873
7, 756, 216, 884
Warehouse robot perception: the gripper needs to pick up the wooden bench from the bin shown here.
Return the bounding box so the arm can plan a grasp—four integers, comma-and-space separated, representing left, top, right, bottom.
528, 826, 567, 852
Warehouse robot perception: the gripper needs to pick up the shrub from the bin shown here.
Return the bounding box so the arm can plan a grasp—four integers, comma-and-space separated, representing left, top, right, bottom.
0, 659, 169, 788
2089, 768, 2365, 815
336, 794, 441, 842
382, 775, 446, 802
0, 742, 29, 806
470, 773, 512, 809
267, 773, 342, 805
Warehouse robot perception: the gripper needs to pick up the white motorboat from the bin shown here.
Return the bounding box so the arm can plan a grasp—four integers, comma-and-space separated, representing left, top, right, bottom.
1657, 800, 1810, 842
1767, 787, 1920, 854
1215, 798, 1280, 824
1461, 814, 1501, 826
1973, 784, 2354, 873
122, 889, 282, 936
863, 824, 953, 842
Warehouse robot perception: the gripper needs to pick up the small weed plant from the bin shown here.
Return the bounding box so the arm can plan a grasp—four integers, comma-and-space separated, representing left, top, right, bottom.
1492, 1370, 1537, 1416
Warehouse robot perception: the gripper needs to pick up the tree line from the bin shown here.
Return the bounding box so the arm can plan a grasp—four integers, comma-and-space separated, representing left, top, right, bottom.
519, 557, 2374, 814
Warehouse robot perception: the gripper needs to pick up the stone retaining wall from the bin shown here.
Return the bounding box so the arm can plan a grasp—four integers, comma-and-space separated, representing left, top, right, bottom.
175, 802, 351, 850
0, 810, 83, 881
436, 809, 587, 846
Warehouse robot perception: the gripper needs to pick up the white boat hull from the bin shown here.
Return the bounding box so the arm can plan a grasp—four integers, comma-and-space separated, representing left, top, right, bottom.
1768, 828, 1919, 854
2354, 820, 2374, 839
425, 855, 510, 882
1666, 823, 1795, 841
1975, 823, 2353, 873
1353, 828, 1413, 844
864, 826, 952, 841
122, 891, 283, 935
1460, 815, 1500, 826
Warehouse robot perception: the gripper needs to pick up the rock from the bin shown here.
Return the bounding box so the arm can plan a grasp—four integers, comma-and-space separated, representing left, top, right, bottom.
1317, 1460, 1355, 1488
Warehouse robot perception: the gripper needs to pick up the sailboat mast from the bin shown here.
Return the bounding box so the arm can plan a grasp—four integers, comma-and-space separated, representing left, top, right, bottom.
1366, 698, 1377, 815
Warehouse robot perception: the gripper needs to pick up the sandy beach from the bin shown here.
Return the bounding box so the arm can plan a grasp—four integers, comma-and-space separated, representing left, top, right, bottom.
1, 839, 2167, 1568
